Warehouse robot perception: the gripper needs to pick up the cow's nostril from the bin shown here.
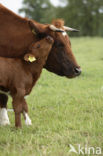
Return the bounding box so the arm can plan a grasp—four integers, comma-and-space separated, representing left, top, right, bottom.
74, 67, 81, 75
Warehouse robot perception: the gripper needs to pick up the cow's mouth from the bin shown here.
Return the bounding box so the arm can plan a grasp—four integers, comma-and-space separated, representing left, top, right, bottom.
63, 67, 82, 78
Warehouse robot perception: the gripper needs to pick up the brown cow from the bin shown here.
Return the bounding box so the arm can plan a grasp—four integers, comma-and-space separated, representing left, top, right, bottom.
0, 4, 81, 78
0, 36, 54, 128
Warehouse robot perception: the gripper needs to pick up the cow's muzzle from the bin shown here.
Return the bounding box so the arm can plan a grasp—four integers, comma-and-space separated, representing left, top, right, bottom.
74, 67, 82, 76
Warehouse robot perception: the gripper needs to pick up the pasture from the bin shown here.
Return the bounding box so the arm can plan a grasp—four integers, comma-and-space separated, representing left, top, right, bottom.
0, 37, 103, 156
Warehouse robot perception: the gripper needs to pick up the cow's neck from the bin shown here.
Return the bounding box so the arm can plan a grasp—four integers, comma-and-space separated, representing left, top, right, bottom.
24, 57, 47, 80
0, 4, 38, 57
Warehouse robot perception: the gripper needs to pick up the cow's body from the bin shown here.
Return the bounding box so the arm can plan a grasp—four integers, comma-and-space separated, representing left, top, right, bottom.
0, 4, 82, 128
0, 36, 54, 127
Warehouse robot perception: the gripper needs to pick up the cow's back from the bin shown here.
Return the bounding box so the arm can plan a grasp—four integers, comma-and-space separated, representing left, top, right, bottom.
0, 4, 35, 57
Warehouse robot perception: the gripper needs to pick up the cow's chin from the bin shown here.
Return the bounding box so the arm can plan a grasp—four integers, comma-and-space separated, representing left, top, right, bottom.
66, 75, 78, 79
61, 69, 81, 79
57, 72, 78, 79
65, 72, 81, 78
61, 72, 80, 79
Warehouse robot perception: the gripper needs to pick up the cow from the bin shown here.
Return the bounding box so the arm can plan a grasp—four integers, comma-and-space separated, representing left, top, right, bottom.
0, 36, 54, 128
0, 4, 81, 78
0, 4, 81, 128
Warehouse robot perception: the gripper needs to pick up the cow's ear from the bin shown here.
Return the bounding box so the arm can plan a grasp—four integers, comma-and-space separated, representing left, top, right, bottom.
28, 20, 48, 34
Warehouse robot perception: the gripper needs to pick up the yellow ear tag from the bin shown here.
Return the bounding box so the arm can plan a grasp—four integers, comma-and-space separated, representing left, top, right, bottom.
32, 29, 36, 35
28, 56, 36, 62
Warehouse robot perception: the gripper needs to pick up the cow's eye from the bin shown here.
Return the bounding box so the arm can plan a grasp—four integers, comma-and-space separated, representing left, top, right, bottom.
55, 41, 64, 48
58, 43, 64, 48
32, 44, 40, 49
36, 44, 40, 48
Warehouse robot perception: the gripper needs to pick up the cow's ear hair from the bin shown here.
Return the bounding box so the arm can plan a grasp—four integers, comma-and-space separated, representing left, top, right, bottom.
28, 20, 48, 34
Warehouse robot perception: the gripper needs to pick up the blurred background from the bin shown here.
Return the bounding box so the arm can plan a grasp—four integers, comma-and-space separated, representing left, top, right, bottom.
0, 0, 103, 36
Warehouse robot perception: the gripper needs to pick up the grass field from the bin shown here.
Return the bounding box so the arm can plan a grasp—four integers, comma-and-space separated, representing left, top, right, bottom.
0, 37, 103, 156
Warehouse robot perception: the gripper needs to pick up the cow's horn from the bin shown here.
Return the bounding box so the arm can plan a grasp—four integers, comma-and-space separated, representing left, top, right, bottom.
64, 26, 79, 32
49, 25, 64, 32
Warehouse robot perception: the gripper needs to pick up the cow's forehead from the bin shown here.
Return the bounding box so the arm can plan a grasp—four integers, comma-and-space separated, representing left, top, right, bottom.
56, 31, 71, 47
62, 31, 67, 36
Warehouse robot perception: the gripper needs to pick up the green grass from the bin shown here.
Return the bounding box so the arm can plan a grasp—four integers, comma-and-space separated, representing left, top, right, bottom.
0, 37, 103, 156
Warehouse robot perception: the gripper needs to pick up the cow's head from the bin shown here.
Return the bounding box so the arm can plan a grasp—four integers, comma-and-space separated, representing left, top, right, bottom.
29, 19, 81, 78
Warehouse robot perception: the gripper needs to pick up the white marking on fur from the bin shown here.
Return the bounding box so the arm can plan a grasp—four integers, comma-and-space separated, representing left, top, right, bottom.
23, 111, 32, 126
0, 108, 10, 125
62, 31, 67, 36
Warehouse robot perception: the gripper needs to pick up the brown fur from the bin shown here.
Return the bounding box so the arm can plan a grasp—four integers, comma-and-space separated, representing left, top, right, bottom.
0, 4, 35, 57
0, 4, 81, 78
0, 36, 54, 127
